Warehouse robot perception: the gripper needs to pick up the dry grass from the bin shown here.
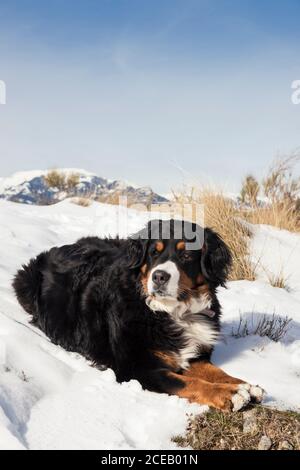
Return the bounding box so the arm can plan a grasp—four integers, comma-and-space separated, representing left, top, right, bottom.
172, 188, 256, 281
266, 270, 289, 290
232, 313, 292, 342
71, 191, 144, 208
245, 202, 300, 232
71, 197, 92, 207
173, 406, 300, 450
96, 191, 155, 209
66, 172, 80, 190
170, 152, 300, 282
96, 191, 127, 206
44, 170, 80, 192
240, 174, 260, 206
44, 169, 66, 190
243, 152, 300, 232
263, 151, 300, 204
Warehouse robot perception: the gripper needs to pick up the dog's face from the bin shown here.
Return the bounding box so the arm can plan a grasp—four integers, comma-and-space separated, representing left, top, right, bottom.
144, 238, 202, 299
128, 219, 231, 315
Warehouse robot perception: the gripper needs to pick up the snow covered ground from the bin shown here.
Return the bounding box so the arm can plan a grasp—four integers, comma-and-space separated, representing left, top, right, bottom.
0, 199, 299, 450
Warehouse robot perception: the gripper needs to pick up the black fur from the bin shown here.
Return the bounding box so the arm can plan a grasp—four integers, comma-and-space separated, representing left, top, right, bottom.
13, 219, 231, 395
201, 228, 232, 287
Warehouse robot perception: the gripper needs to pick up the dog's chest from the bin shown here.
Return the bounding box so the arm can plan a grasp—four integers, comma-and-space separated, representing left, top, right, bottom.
173, 314, 218, 370
147, 295, 218, 369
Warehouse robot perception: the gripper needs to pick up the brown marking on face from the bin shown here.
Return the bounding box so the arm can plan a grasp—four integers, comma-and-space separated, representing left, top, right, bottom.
176, 240, 185, 251
154, 351, 180, 371
155, 241, 164, 252
140, 264, 148, 275
178, 268, 194, 300
178, 268, 212, 303
168, 371, 243, 411
140, 266, 150, 295
183, 361, 245, 385
196, 274, 205, 285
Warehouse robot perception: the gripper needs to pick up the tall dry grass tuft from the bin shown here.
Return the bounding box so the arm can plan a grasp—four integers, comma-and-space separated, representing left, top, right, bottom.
44, 170, 81, 192
245, 200, 300, 232
240, 174, 260, 206
44, 169, 66, 190
172, 188, 256, 281
267, 271, 289, 290
262, 151, 300, 204
66, 172, 80, 190
244, 151, 300, 232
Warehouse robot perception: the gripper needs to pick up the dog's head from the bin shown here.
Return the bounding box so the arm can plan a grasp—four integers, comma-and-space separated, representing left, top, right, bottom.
127, 219, 231, 315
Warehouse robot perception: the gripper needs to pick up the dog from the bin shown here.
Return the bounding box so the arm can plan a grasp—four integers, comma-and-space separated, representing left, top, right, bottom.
13, 219, 264, 411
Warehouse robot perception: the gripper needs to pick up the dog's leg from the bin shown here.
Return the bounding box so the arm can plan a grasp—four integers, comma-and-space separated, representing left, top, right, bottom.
183, 361, 264, 405
184, 360, 243, 384
169, 373, 254, 411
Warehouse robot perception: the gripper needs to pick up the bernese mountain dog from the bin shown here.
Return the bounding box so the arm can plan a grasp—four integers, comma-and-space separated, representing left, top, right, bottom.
13, 219, 264, 411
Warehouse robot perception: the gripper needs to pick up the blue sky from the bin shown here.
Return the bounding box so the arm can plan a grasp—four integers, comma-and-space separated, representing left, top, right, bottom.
0, 0, 300, 193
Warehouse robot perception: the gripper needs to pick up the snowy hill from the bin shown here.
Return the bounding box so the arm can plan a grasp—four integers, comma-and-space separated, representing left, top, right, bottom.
0, 199, 299, 449
0, 169, 167, 206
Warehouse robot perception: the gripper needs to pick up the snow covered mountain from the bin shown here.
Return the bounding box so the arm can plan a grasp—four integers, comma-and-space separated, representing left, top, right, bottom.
0, 199, 300, 449
0, 169, 168, 205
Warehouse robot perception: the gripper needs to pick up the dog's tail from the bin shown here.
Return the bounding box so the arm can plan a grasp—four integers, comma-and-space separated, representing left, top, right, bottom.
12, 252, 46, 317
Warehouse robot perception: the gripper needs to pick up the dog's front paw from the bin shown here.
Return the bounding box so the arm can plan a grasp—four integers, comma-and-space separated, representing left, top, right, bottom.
231, 384, 251, 411
231, 383, 265, 411
213, 383, 265, 412
249, 384, 265, 403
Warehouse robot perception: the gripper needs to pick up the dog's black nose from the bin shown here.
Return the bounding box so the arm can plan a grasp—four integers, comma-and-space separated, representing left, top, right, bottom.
152, 270, 171, 287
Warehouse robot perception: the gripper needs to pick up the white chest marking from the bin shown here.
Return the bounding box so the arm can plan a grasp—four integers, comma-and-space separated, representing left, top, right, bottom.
176, 316, 218, 369
169, 294, 217, 369
146, 290, 218, 369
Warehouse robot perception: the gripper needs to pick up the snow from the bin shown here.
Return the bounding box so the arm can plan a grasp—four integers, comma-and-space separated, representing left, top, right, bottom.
251, 224, 300, 295
0, 199, 299, 450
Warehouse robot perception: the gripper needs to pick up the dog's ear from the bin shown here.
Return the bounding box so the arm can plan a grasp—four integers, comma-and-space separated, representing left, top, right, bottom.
200, 228, 232, 286
126, 238, 149, 269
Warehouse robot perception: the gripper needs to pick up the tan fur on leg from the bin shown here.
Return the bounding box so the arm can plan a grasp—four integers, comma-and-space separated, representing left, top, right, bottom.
184, 361, 244, 385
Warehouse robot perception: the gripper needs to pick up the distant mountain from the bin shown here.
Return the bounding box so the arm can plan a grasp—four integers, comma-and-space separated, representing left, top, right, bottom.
0, 169, 168, 206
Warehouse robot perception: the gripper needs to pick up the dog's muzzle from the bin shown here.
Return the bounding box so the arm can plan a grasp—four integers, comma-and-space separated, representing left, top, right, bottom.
151, 269, 170, 294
